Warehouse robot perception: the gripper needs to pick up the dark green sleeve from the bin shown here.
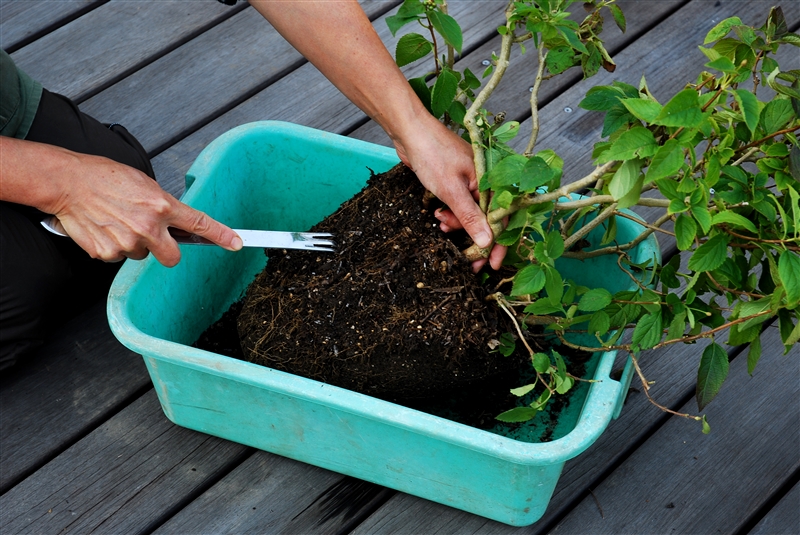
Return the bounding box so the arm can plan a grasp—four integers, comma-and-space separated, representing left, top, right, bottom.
0, 49, 43, 139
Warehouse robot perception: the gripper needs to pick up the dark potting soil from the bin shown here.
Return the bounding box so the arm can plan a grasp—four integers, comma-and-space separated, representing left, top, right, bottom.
194, 164, 593, 435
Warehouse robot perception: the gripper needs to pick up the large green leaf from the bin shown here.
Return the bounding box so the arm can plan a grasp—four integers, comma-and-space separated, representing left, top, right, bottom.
608, 158, 642, 205
430, 68, 458, 118
654, 89, 703, 128
632, 309, 663, 349
645, 139, 684, 182
711, 211, 758, 234
428, 10, 462, 53
778, 250, 800, 305
580, 85, 623, 111
675, 213, 697, 251
386, 0, 425, 35
519, 156, 555, 192
487, 154, 527, 188
578, 288, 613, 312
598, 126, 657, 163
687, 233, 730, 272
395, 33, 433, 67
496, 406, 539, 423
696, 342, 729, 410
621, 98, 662, 123
511, 264, 547, 296
703, 17, 742, 44
731, 89, 760, 136
760, 99, 795, 134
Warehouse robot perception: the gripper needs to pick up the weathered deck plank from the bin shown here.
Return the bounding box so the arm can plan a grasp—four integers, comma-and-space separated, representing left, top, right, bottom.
548, 327, 799, 535
9, 0, 242, 103
0, 392, 251, 535
77, 0, 399, 155
0, 302, 149, 494
749, 481, 800, 535
150, 0, 508, 197
0, 0, 99, 52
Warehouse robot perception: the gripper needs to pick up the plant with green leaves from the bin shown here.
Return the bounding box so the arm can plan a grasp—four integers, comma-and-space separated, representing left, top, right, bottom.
388, 0, 799, 432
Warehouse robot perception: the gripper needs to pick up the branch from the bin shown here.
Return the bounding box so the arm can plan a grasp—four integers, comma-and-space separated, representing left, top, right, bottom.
486, 161, 616, 224
522, 42, 548, 157
463, 1, 516, 209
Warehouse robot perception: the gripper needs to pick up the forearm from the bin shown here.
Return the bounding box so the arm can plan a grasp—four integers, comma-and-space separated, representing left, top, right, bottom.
0, 136, 77, 213
249, 0, 427, 143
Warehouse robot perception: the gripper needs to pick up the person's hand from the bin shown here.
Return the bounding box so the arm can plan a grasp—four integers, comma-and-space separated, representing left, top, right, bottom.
391, 113, 506, 271
47, 151, 242, 266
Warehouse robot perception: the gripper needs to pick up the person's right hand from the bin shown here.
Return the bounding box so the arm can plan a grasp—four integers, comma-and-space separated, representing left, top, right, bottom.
48, 151, 242, 266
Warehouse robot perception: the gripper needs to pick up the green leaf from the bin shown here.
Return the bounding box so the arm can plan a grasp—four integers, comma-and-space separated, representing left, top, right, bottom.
493, 121, 520, 142
395, 33, 433, 67
496, 406, 539, 423
702, 415, 711, 434
632, 309, 663, 350
779, 250, 800, 304
578, 288, 613, 312
520, 156, 555, 192
544, 265, 564, 305
691, 205, 712, 234
546, 45, 576, 75
386, 0, 425, 36
430, 68, 458, 118
760, 99, 795, 134
588, 310, 611, 336
602, 105, 636, 137
533, 352, 551, 374
608, 4, 626, 33
621, 98, 663, 123
645, 139, 684, 182
428, 10, 463, 53
448, 100, 466, 125
597, 126, 657, 163
580, 86, 623, 111
711, 211, 758, 234
731, 89, 760, 136
654, 89, 703, 128
545, 230, 565, 260
687, 233, 730, 272
487, 154, 527, 188
408, 76, 431, 113
747, 335, 762, 376
703, 17, 742, 44
608, 158, 642, 204
696, 342, 729, 410
511, 264, 547, 296
510, 383, 537, 397
675, 213, 697, 251
559, 27, 588, 54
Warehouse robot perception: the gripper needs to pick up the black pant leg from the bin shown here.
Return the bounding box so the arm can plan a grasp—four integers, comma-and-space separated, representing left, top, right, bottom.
0, 88, 154, 371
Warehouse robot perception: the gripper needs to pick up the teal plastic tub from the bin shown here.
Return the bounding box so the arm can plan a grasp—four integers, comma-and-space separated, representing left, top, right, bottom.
107, 121, 659, 526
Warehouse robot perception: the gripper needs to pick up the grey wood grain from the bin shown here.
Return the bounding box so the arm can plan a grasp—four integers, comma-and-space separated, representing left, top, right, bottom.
150, 0, 508, 198
0, 301, 150, 494
749, 481, 800, 535
154, 458, 393, 535
549, 327, 799, 535
0, 0, 98, 52
0, 391, 251, 535
77, 0, 399, 156
9, 0, 240, 103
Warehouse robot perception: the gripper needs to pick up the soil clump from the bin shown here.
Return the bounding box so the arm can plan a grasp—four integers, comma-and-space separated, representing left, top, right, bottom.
234, 164, 528, 405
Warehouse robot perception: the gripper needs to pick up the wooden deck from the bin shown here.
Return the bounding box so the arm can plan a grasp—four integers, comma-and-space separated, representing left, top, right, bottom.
1, 1, 798, 533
